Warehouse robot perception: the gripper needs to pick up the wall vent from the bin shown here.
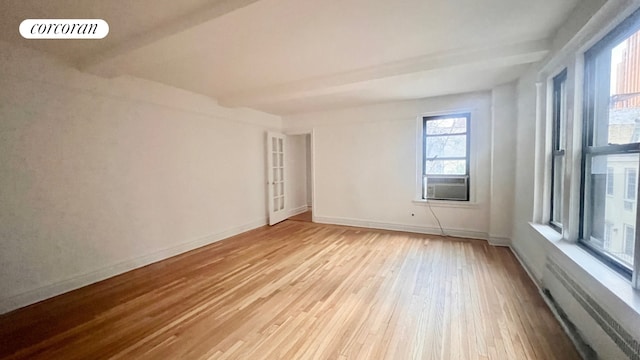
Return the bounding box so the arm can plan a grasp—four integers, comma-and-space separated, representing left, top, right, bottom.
546, 260, 640, 360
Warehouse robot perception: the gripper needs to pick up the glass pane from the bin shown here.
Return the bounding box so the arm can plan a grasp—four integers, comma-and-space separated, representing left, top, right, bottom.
625, 168, 637, 200
553, 72, 567, 151
624, 225, 635, 257
278, 138, 283, 152
279, 154, 284, 167
588, 153, 638, 267
596, 28, 640, 146
425, 159, 466, 175
607, 167, 614, 195
426, 134, 466, 158
426, 117, 467, 135
552, 156, 564, 224
273, 168, 277, 182
273, 183, 278, 196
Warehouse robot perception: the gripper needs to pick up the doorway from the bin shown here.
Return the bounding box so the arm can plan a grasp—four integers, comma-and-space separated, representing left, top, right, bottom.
285, 133, 313, 222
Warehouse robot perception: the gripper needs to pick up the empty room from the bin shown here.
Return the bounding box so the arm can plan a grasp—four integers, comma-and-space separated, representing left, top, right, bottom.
1, 0, 640, 359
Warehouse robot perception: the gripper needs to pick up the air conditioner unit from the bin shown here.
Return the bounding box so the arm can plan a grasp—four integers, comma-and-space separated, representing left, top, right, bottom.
425, 176, 468, 201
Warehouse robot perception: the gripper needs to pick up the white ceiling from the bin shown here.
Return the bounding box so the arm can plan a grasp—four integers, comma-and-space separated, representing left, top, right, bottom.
1, 0, 580, 115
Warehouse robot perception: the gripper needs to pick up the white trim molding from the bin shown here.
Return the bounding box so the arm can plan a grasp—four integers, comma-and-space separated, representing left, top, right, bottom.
313, 215, 489, 241
287, 205, 309, 218
0, 218, 268, 314
488, 236, 511, 247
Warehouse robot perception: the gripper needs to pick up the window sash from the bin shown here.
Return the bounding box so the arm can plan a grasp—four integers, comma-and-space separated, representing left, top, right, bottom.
422, 114, 470, 178
550, 69, 567, 231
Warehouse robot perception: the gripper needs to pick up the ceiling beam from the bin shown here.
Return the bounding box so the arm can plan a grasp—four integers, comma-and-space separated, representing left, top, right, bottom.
218, 39, 550, 108
77, 0, 262, 76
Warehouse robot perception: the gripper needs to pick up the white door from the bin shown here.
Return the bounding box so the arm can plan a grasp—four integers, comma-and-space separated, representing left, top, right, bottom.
267, 132, 287, 225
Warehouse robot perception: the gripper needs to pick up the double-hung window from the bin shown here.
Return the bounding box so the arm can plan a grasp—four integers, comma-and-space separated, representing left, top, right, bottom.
422, 113, 470, 201
550, 69, 567, 232
582, 11, 640, 281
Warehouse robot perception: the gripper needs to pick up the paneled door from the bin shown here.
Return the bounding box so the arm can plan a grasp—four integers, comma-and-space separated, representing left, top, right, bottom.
267, 132, 287, 225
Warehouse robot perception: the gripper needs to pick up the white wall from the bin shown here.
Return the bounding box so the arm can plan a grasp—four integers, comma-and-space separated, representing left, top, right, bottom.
0, 41, 281, 313
283, 92, 516, 241
489, 83, 517, 243
305, 134, 312, 207
512, 69, 550, 279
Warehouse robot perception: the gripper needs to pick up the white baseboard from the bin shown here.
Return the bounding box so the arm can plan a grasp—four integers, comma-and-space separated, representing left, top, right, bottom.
488, 236, 511, 247
0, 218, 267, 314
512, 248, 595, 359
509, 245, 543, 288
510, 243, 543, 284
287, 205, 309, 218
313, 216, 489, 241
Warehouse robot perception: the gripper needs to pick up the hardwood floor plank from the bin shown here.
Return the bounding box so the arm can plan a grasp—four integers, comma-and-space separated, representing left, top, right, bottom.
0, 221, 580, 359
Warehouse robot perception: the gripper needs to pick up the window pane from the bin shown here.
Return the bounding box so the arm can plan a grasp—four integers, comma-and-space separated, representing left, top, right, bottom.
425, 159, 466, 175
607, 167, 615, 195
587, 153, 638, 267
553, 71, 567, 151
425, 117, 467, 135
551, 156, 564, 224
624, 225, 635, 257
425, 134, 466, 158
594, 28, 640, 146
625, 168, 637, 200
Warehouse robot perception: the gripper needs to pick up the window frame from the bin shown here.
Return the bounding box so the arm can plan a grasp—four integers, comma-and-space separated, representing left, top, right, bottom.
580, 11, 640, 281
550, 69, 568, 233
421, 113, 471, 201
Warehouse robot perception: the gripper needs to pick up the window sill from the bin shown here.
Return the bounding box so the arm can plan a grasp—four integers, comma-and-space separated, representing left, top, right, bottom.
412, 199, 479, 209
529, 223, 640, 317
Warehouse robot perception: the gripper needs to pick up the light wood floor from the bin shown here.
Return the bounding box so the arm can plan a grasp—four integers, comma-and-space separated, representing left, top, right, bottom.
0, 221, 579, 359
288, 210, 312, 222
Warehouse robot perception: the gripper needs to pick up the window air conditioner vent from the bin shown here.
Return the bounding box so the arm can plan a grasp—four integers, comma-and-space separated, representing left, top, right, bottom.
425, 176, 468, 201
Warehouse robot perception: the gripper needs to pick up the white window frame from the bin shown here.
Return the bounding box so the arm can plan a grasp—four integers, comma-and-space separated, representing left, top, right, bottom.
414, 109, 478, 207
421, 113, 470, 201
580, 10, 640, 286
550, 69, 568, 232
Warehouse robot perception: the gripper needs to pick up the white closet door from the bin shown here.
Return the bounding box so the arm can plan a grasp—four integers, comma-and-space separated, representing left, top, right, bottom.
267, 132, 287, 225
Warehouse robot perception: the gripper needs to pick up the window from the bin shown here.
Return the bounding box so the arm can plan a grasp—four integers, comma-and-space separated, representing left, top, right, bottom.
625, 168, 637, 200
550, 69, 567, 231
625, 168, 637, 210
581, 12, 640, 278
422, 113, 470, 201
606, 167, 615, 195
624, 225, 635, 259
